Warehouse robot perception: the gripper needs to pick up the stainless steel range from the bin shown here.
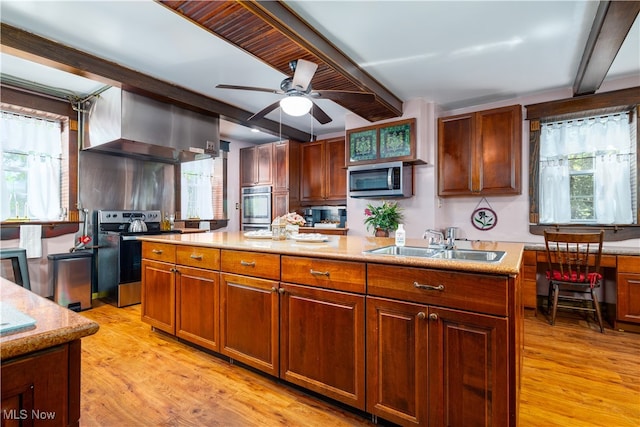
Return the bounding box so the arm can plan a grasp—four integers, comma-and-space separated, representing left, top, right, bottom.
94, 210, 174, 307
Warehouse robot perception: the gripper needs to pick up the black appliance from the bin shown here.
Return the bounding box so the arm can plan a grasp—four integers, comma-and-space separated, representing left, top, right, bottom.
93, 210, 175, 307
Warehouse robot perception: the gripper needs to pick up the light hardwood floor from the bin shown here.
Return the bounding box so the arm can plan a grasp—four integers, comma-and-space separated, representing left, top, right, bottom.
78, 301, 640, 426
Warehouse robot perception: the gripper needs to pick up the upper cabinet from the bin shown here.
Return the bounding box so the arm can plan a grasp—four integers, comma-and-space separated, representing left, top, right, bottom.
438, 104, 522, 197
272, 140, 301, 218
300, 137, 346, 204
346, 118, 417, 166
240, 144, 273, 187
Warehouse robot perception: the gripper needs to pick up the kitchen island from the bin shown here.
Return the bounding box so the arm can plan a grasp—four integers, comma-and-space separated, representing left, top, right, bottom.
1, 278, 99, 426
138, 232, 524, 427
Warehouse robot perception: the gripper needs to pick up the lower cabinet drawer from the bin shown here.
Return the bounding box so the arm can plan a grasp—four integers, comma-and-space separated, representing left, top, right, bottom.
177, 246, 220, 270
142, 242, 176, 263
367, 263, 509, 316
221, 250, 280, 280
281, 256, 366, 293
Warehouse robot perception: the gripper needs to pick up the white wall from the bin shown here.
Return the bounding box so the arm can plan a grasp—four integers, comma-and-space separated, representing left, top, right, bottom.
218, 138, 256, 232
340, 76, 640, 250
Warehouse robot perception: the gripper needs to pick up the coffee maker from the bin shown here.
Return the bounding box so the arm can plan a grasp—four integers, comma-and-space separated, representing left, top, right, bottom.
303, 208, 315, 226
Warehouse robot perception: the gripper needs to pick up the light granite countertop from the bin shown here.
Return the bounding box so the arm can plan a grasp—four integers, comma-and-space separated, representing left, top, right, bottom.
0, 278, 99, 360
137, 232, 525, 276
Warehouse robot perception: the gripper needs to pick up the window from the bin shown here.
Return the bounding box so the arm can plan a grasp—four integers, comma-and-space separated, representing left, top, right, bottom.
539, 111, 636, 225
1, 111, 66, 221
180, 156, 225, 220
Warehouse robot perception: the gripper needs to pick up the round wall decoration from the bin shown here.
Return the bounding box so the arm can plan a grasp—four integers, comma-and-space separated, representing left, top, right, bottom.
471, 205, 497, 231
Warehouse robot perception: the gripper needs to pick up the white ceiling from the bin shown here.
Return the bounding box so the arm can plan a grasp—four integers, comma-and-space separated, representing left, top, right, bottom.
1, 1, 639, 144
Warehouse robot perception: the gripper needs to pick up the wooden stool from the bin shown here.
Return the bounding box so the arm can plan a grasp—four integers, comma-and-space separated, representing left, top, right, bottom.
0, 248, 31, 290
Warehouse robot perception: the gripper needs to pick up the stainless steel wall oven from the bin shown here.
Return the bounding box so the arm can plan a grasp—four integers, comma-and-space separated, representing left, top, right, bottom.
241, 185, 272, 231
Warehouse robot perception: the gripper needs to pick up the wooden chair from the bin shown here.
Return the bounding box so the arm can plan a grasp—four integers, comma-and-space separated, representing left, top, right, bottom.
543, 230, 605, 333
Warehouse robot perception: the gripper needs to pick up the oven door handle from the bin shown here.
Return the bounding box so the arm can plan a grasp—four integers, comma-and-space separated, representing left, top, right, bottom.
121, 235, 143, 241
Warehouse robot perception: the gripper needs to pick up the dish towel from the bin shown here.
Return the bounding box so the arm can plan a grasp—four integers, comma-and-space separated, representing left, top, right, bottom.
19, 224, 42, 259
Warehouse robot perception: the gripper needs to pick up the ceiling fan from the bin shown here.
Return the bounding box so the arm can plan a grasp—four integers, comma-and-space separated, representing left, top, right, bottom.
216, 59, 375, 124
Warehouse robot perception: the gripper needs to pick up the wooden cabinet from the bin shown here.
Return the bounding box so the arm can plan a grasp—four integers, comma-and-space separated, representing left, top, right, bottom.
616, 256, 640, 328
219, 249, 281, 376
522, 250, 538, 311
142, 243, 221, 347
279, 282, 366, 410
366, 297, 428, 426
366, 263, 517, 427
240, 143, 273, 187
272, 140, 300, 218
141, 258, 176, 334
1, 341, 80, 427
280, 256, 366, 409
176, 265, 219, 352
438, 104, 521, 196
219, 273, 279, 376
428, 306, 508, 427
300, 137, 346, 204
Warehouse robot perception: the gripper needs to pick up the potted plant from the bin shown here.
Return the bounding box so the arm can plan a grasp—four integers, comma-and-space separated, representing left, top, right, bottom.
363, 201, 403, 237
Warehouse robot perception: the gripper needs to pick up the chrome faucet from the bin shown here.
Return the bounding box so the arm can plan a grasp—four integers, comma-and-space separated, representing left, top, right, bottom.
423, 229, 454, 249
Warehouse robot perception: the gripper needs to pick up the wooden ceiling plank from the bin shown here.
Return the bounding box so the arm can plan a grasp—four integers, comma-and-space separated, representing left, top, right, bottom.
162, 0, 401, 121
240, 0, 403, 117
0, 22, 311, 142
573, 1, 640, 95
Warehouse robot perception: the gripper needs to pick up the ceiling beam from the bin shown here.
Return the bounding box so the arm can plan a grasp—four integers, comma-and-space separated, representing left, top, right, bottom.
0, 23, 312, 142
573, 1, 640, 96
240, 0, 403, 116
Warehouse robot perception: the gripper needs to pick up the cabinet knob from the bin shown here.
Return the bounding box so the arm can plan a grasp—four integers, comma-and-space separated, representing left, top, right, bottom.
271, 287, 278, 292
240, 260, 256, 267
152, 249, 163, 254
417, 312, 426, 320
278, 288, 285, 294
190, 254, 203, 260
429, 313, 438, 321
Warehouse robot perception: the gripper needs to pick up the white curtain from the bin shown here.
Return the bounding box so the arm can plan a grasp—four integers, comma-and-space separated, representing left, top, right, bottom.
1, 112, 61, 221
180, 158, 214, 219
540, 112, 633, 224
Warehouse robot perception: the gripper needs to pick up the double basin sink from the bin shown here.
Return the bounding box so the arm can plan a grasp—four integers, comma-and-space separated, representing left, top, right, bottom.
364, 245, 505, 263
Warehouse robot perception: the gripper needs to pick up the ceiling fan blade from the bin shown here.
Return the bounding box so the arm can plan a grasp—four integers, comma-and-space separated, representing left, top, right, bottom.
291, 59, 318, 92
216, 84, 282, 94
313, 90, 375, 104
247, 100, 282, 121
310, 100, 332, 124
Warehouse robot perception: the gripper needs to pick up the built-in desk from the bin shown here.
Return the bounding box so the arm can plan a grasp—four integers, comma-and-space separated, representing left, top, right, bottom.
522, 244, 640, 332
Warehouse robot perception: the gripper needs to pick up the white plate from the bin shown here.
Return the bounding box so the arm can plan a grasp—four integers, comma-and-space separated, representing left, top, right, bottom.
243, 231, 273, 239
291, 233, 329, 243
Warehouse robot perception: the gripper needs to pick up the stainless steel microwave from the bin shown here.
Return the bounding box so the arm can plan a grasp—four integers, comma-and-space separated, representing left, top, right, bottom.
348, 161, 413, 198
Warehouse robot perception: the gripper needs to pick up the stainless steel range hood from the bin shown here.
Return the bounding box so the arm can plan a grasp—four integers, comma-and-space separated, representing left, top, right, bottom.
83, 87, 219, 163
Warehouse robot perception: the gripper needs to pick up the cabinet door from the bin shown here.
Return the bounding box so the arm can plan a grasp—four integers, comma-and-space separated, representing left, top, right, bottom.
428, 307, 508, 427
366, 296, 428, 426
300, 141, 325, 202
272, 191, 289, 219
255, 143, 273, 185
476, 105, 521, 195
239, 146, 256, 187
141, 259, 176, 334
617, 272, 640, 325
176, 266, 219, 352
280, 283, 365, 410
438, 113, 474, 196
219, 273, 279, 376
273, 141, 289, 192
1, 344, 71, 426
325, 137, 347, 200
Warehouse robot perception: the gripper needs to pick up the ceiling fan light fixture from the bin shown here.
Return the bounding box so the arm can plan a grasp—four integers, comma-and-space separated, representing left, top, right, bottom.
280, 95, 312, 116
